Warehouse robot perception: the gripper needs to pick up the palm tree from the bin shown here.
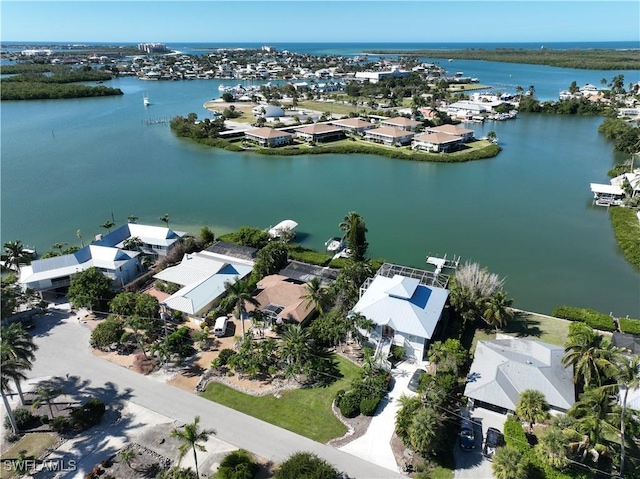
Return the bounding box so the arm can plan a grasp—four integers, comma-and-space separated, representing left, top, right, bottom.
516, 389, 549, 432
100, 220, 115, 233
301, 277, 327, 315
610, 354, 640, 475
562, 325, 618, 389
123, 236, 143, 251
0, 351, 28, 434
492, 446, 526, 479
536, 425, 570, 469
170, 416, 215, 479
160, 214, 170, 228
3, 240, 31, 272
482, 291, 514, 331
279, 324, 312, 380
127, 215, 138, 223
338, 211, 368, 262
223, 278, 259, 340
52, 242, 68, 254
1, 322, 38, 405
32, 384, 63, 418
77, 229, 85, 248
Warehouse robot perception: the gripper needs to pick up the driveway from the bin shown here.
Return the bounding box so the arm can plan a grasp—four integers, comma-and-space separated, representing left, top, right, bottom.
339, 360, 421, 473
453, 407, 507, 479
10, 307, 404, 479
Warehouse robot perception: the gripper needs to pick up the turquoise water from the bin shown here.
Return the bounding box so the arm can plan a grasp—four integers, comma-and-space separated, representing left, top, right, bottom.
1, 65, 639, 317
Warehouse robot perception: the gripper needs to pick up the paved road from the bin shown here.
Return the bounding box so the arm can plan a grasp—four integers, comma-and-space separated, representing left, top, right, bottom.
26, 308, 403, 479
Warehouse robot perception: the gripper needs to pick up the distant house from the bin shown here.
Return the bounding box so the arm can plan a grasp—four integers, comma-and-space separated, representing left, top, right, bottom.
380, 116, 422, 131
245, 274, 315, 325
425, 124, 475, 142
19, 245, 140, 295
412, 132, 463, 153
330, 117, 376, 135
351, 263, 449, 361
464, 338, 575, 414
153, 251, 254, 320
294, 123, 344, 143
364, 126, 415, 146
245, 127, 294, 147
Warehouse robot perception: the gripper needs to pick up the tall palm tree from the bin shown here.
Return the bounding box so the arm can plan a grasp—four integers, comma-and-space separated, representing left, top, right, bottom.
223, 278, 259, 340
482, 291, 514, 331
3, 240, 31, 272
536, 425, 570, 470
52, 242, 68, 254
100, 220, 115, 233
1, 322, 38, 405
160, 214, 170, 228
0, 351, 28, 434
32, 384, 63, 418
338, 211, 368, 262
610, 354, 640, 475
127, 215, 138, 223
516, 389, 549, 432
170, 416, 215, 479
301, 277, 327, 315
562, 325, 618, 389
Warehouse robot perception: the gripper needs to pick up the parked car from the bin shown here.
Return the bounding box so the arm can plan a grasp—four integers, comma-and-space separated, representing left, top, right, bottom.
407, 368, 426, 392
459, 413, 476, 450
483, 427, 504, 459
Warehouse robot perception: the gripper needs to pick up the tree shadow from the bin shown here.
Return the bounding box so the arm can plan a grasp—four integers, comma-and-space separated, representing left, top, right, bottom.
501, 312, 542, 338
30, 309, 71, 338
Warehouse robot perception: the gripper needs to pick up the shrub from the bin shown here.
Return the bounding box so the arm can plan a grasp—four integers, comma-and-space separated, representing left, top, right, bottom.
4, 408, 35, 430
610, 202, 640, 266
90, 317, 125, 349
390, 345, 405, 361
552, 305, 616, 331
50, 416, 70, 433
503, 418, 529, 454
620, 318, 640, 335
41, 414, 50, 424
286, 244, 331, 266
133, 353, 158, 375
273, 452, 338, 479
360, 396, 380, 416
334, 389, 346, 408
339, 391, 360, 418
70, 398, 105, 431
215, 449, 258, 479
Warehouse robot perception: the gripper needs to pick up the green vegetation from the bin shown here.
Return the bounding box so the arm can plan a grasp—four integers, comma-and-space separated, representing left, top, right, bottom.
286, 243, 332, 266
598, 117, 640, 155
552, 306, 616, 332
218, 226, 270, 249
619, 317, 640, 335
364, 48, 640, 70
214, 449, 258, 479
201, 354, 359, 442
67, 266, 114, 311
609, 207, 640, 269
273, 452, 340, 479
0, 433, 57, 479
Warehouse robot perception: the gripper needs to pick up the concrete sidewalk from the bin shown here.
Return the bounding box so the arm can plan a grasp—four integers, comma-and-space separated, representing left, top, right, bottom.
339, 360, 419, 473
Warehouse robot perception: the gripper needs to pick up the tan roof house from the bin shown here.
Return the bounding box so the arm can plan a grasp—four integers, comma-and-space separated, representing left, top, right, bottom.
330, 117, 377, 135
412, 132, 463, 152
245, 274, 315, 324
380, 116, 422, 131
295, 123, 344, 143
245, 127, 293, 147
364, 126, 415, 146
426, 124, 475, 142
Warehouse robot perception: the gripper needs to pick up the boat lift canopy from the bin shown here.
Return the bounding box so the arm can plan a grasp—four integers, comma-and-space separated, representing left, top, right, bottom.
590, 183, 624, 196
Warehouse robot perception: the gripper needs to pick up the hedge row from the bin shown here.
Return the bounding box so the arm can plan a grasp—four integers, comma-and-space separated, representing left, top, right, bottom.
286, 244, 332, 266
609, 207, 640, 269
551, 306, 616, 332
620, 318, 640, 335
503, 418, 529, 454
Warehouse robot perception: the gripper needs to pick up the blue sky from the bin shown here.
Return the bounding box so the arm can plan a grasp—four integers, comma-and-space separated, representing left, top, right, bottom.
1, 1, 638, 43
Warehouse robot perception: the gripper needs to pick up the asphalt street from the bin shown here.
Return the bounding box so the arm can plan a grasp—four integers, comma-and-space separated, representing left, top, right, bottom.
26, 308, 404, 479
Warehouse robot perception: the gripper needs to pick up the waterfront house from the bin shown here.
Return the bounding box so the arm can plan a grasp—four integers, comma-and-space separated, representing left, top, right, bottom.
426, 124, 475, 142
330, 117, 377, 135
294, 123, 344, 143
351, 263, 449, 361
153, 251, 254, 321
94, 223, 186, 258
380, 116, 422, 132
364, 126, 415, 146
412, 132, 464, 153
19, 245, 140, 296
245, 274, 315, 325
245, 127, 294, 147
464, 338, 575, 414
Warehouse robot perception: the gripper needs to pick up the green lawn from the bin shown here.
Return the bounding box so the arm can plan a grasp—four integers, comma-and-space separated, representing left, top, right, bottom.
200, 355, 360, 443
0, 432, 58, 479
471, 311, 572, 354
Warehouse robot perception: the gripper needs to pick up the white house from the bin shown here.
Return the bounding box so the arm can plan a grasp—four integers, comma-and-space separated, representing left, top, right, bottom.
464, 338, 575, 414
351, 265, 449, 361
94, 223, 186, 258
153, 251, 254, 320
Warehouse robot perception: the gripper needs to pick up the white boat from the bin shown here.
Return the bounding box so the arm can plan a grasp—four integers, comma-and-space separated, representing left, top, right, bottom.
325, 237, 345, 252
268, 219, 298, 238
143, 94, 150, 106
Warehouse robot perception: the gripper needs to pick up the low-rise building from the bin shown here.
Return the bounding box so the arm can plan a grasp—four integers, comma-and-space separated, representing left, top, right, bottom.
245, 274, 315, 325
330, 117, 377, 135
412, 132, 463, 152
245, 127, 294, 147
364, 126, 414, 146
380, 116, 422, 131
426, 124, 475, 142
295, 123, 344, 143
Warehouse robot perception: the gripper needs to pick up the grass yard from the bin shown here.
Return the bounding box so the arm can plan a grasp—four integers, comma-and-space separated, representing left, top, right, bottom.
200, 355, 360, 443
471, 311, 572, 354
0, 432, 58, 479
